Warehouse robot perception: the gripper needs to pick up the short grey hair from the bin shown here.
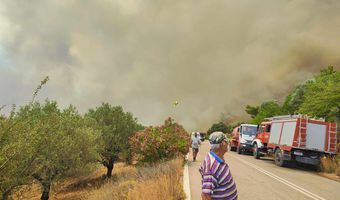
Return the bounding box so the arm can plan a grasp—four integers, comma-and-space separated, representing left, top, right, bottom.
210, 143, 220, 150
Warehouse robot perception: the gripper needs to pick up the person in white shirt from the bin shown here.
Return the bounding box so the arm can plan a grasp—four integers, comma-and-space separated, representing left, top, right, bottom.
191, 132, 201, 161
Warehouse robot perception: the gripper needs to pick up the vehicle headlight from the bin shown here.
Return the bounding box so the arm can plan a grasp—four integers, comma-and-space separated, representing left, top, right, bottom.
240, 137, 247, 144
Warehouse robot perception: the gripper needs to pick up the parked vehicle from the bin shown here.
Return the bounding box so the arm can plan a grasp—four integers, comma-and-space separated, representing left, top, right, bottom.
230, 124, 257, 154
252, 115, 337, 167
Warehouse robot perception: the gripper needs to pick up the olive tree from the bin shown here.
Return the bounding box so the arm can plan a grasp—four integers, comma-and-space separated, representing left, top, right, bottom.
0, 77, 50, 199
86, 103, 143, 178
0, 106, 41, 200
14, 101, 99, 200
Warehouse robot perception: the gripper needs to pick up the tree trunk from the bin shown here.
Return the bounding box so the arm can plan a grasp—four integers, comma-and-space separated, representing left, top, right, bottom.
2, 190, 11, 200
40, 181, 51, 200
106, 158, 114, 178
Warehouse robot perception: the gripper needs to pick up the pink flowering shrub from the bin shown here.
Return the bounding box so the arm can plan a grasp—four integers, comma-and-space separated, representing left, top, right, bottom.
129, 118, 190, 163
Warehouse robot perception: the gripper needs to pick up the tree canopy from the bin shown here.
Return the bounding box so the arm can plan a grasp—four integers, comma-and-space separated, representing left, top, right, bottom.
245, 66, 340, 125
86, 103, 143, 178
129, 118, 190, 163
299, 66, 340, 122
17, 101, 99, 200
207, 122, 229, 135
251, 101, 284, 124
1, 101, 99, 200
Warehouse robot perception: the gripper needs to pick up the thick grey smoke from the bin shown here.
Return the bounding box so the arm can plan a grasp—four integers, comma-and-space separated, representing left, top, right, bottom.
0, 0, 340, 131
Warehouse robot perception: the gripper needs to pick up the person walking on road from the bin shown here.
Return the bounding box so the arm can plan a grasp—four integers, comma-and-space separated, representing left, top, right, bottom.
199, 131, 238, 200
191, 132, 201, 161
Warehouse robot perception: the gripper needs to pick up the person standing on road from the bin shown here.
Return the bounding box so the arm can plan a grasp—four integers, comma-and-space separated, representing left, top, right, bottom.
191, 132, 201, 161
199, 131, 238, 200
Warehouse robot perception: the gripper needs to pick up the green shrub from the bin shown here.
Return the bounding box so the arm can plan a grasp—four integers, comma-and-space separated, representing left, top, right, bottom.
129, 118, 190, 163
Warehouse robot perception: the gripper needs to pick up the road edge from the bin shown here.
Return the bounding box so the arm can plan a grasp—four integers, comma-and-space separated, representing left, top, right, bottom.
183, 154, 191, 200
317, 172, 340, 183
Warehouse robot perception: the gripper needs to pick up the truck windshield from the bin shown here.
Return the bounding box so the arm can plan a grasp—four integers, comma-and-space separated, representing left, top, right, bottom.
242, 126, 257, 136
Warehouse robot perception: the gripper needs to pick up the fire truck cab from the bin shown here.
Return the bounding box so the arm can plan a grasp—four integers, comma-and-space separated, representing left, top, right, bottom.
252, 121, 271, 159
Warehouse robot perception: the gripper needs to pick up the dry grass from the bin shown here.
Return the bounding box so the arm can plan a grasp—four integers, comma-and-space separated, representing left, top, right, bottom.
320, 157, 338, 173
10, 158, 185, 200
317, 154, 340, 181
87, 157, 185, 200
335, 154, 340, 176
336, 166, 340, 176
320, 153, 340, 174
11, 163, 130, 200
11, 166, 104, 200
127, 158, 184, 200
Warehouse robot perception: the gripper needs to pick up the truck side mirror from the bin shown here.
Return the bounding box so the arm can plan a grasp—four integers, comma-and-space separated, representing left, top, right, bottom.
257, 125, 259, 131
237, 127, 240, 132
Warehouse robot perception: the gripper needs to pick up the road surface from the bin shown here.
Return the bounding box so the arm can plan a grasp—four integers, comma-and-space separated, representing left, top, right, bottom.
187, 141, 340, 200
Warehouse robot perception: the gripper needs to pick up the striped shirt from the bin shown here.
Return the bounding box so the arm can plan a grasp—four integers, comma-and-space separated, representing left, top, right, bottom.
199, 151, 238, 200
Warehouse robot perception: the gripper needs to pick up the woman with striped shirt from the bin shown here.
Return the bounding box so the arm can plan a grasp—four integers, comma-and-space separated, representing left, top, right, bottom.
199, 132, 238, 200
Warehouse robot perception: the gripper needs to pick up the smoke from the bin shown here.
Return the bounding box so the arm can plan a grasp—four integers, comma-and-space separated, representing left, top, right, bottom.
0, 0, 339, 131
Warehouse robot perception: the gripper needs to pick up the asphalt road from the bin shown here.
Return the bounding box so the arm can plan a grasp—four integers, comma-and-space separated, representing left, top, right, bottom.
188, 141, 340, 200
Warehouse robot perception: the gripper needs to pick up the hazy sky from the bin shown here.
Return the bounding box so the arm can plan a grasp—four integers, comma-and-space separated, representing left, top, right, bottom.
0, 0, 339, 131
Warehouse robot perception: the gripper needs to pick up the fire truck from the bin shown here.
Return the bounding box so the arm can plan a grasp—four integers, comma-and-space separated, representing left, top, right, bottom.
251, 115, 337, 167
230, 124, 257, 154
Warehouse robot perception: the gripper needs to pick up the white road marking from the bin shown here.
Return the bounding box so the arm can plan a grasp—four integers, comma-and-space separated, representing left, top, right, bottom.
183, 154, 191, 200
229, 154, 327, 200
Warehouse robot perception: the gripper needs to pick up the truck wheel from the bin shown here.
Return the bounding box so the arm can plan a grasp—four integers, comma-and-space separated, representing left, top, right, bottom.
253, 144, 260, 159
274, 148, 287, 167
237, 146, 242, 154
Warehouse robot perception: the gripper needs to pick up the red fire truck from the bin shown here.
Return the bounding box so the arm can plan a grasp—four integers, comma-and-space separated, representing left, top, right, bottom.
252, 115, 337, 167
230, 124, 257, 154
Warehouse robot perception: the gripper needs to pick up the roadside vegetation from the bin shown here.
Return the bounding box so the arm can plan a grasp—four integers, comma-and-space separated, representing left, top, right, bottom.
245, 66, 339, 125
130, 118, 190, 163
207, 122, 230, 135
320, 143, 340, 176
88, 158, 185, 200
10, 158, 185, 200
0, 77, 189, 200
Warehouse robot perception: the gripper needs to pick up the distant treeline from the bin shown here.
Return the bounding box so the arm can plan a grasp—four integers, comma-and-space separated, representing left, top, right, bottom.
206, 66, 339, 135
245, 66, 339, 124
